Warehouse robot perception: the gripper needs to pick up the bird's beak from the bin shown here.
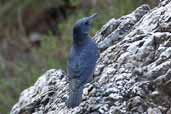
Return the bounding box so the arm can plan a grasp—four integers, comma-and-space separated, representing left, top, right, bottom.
88, 13, 97, 23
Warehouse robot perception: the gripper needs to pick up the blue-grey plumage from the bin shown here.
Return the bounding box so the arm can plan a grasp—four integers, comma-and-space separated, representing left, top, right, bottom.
66, 13, 99, 108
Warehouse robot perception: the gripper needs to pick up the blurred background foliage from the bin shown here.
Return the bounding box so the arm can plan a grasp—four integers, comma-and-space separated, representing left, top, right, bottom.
0, 0, 158, 113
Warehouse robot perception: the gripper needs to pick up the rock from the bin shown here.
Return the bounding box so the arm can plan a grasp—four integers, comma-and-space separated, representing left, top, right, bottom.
94, 4, 150, 51
127, 96, 148, 113
147, 107, 162, 114
166, 107, 171, 114
159, 0, 171, 6
11, 1, 171, 114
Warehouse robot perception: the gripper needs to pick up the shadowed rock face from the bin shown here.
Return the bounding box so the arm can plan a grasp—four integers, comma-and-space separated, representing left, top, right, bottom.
11, 0, 171, 114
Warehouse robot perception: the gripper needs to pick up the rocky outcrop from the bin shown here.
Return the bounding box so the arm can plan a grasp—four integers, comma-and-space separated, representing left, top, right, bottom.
11, 0, 171, 114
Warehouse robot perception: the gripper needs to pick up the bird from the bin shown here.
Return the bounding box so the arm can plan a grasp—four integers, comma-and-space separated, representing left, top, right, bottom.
66, 13, 99, 108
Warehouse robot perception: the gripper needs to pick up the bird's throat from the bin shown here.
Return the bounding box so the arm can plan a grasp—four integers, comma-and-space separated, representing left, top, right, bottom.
73, 32, 88, 46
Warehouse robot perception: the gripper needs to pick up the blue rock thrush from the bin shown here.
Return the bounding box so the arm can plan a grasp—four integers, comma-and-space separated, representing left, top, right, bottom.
66, 13, 99, 108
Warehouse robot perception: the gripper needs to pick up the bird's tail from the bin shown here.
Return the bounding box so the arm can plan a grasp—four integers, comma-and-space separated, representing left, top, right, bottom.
66, 79, 84, 108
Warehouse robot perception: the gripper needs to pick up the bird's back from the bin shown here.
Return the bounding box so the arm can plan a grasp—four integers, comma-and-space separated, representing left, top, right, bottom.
67, 38, 99, 84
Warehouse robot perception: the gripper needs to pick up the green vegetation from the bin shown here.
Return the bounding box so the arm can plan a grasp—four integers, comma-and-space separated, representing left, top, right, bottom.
0, 0, 157, 113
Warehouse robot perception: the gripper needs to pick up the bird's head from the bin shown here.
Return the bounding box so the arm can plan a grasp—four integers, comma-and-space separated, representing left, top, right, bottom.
73, 13, 97, 38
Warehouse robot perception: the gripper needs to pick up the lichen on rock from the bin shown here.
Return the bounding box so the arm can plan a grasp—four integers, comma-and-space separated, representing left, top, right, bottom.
11, 0, 171, 114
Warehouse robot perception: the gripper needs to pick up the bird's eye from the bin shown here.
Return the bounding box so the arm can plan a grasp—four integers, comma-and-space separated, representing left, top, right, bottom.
85, 21, 89, 25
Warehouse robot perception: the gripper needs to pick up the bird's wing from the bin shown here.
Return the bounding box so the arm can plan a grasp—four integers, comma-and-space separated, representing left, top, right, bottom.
67, 44, 99, 83
67, 47, 86, 79
68, 57, 85, 78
